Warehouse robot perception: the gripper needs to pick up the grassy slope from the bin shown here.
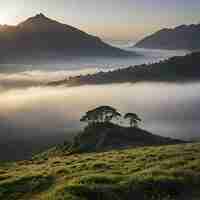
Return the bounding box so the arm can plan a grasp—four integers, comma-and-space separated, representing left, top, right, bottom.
0, 143, 200, 200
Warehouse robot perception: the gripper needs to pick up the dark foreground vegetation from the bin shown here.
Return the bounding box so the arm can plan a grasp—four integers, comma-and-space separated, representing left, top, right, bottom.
49, 52, 200, 86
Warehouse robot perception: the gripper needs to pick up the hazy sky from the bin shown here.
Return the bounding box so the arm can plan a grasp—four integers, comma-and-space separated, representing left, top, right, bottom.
1, 0, 200, 42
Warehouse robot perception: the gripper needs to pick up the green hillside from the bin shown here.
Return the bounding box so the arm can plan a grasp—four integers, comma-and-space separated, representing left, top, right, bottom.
0, 143, 199, 200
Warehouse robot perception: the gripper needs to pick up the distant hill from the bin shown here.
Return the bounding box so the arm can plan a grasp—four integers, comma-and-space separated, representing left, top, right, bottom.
0, 13, 134, 64
135, 24, 200, 50
49, 52, 200, 86
68, 123, 182, 154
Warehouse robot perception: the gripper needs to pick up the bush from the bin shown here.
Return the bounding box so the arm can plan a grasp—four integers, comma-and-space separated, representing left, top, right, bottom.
0, 175, 54, 199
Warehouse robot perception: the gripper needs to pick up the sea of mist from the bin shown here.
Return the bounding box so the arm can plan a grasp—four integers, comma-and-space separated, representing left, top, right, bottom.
0, 47, 188, 85
1, 82, 200, 160
0, 47, 196, 160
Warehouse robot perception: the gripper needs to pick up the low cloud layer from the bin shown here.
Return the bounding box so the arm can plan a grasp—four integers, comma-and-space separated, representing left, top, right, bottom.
1, 82, 200, 140
0, 82, 200, 160
0, 68, 101, 89
0, 49, 194, 160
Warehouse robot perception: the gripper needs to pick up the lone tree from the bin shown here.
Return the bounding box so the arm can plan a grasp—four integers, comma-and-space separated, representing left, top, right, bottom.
124, 113, 142, 128
80, 106, 121, 126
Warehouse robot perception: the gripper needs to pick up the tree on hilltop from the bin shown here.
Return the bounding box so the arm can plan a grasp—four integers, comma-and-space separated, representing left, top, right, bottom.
124, 113, 142, 128
80, 106, 121, 126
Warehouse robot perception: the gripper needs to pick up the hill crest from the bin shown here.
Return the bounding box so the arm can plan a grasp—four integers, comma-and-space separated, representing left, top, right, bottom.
68, 123, 183, 154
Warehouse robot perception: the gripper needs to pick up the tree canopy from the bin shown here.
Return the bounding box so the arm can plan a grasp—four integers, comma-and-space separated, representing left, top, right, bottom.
80, 106, 142, 129
124, 113, 142, 128
80, 106, 121, 125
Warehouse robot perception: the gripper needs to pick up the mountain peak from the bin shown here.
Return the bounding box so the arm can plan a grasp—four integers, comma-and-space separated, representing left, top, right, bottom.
0, 14, 134, 64
34, 13, 46, 18
18, 13, 58, 30
19, 13, 50, 24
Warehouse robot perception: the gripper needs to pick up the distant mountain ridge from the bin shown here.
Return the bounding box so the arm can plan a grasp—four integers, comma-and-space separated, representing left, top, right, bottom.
135, 23, 200, 50
49, 52, 200, 86
0, 13, 134, 64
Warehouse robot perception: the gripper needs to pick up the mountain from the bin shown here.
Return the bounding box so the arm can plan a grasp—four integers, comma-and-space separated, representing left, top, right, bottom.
0, 13, 134, 64
135, 23, 200, 50
49, 52, 200, 86
69, 123, 183, 154
1, 142, 199, 200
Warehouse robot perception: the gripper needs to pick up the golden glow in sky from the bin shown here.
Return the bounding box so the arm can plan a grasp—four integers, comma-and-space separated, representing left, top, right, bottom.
0, 13, 11, 24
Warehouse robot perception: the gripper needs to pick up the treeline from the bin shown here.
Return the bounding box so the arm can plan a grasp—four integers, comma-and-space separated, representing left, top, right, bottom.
49, 52, 200, 86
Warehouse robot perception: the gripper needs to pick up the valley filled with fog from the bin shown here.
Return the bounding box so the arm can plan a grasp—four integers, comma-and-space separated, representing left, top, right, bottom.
1, 47, 198, 160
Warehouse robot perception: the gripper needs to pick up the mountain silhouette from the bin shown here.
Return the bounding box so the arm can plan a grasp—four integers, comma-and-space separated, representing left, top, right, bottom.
135, 23, 200, 50
0, 13, 134, 64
